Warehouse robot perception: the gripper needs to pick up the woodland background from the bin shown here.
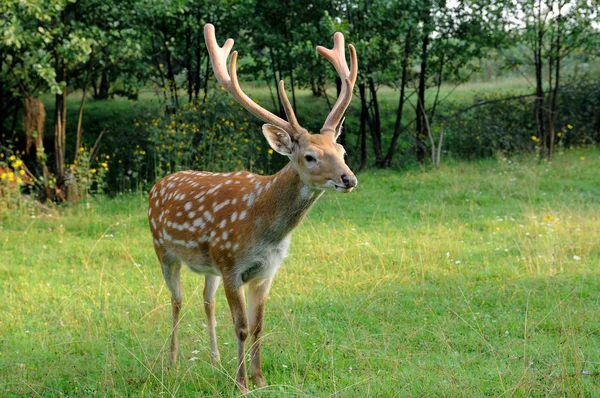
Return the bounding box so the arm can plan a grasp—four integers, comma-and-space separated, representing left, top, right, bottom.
1, 0, 599, 202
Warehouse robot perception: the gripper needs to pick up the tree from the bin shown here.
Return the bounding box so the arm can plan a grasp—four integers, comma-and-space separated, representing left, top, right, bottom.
506, 0, 599, 157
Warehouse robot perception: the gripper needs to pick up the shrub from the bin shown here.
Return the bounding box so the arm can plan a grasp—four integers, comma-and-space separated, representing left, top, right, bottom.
113, 91, 283, 192
441, 81, 600, 159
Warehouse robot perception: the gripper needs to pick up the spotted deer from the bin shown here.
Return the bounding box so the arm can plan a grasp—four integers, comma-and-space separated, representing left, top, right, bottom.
147, 23, 358, 393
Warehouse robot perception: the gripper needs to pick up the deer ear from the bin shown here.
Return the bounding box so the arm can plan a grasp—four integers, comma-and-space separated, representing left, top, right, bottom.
262, 124, 294, 156
334, 117, 345, 141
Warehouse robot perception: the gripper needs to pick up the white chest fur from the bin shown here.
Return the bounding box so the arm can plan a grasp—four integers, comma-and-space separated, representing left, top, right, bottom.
237, 234, 292, 285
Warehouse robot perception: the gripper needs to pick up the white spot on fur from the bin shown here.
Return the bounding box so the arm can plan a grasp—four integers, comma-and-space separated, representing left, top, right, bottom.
184, 202, 192, 211
239, 210, 247, 220
219, 219, 227, 229
213, 199, 231, 212
231, 211, 238, 222
203, 211, 214, 222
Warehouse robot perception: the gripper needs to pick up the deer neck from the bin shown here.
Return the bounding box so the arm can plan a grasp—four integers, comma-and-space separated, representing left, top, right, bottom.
253, 163, 323, 242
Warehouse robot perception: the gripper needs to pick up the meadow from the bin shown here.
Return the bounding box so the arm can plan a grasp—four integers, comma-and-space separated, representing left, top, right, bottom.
1, 147, 599, 396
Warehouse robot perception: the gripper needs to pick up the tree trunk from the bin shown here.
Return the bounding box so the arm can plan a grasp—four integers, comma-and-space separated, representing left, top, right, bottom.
383, 30, 412, 167
185, 10, 193, 103
54, 80, 66, 177
268, 48, 282, 116
162, 17, 179, 110
336, 77, 345, 147
368, 76, 383, 166
98, 69, 110, 99
289, 66, 297, 116
358, 82, 368, 171
416, 31, 429, 164
203, 54, 210, 103
75, 52, 94, 162
194, 11, 202, 102
534, 0, 545, 157
548, 17, 561, 158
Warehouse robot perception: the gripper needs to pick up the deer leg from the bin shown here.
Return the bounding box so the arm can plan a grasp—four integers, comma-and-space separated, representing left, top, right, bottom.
223, 283, 249, 393
203, 275, 221, 365
161, 253, 182, 366
247, 277, 273, 387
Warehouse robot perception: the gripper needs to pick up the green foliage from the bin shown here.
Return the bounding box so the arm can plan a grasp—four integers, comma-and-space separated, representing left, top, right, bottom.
442, 81, 600, 159
64, 147, 110, 199
92, 92, 283, 193
1, 148, 599, 395
144, 92, 276, 179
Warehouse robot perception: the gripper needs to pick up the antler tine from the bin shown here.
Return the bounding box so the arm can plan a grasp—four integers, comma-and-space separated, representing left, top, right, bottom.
278, 80, 300, 130
204, 24, 301, 135
316, 33, 358, 135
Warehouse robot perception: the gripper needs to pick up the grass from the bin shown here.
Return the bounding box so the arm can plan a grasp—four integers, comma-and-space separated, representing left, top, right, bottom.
1, 147, 599, 396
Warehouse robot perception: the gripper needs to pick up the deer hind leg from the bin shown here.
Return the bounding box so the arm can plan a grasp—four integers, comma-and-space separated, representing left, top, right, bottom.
161, 252, 182, 366
223, 282, 249, 393
247, 277, 273, 387
203, 275, 221, 365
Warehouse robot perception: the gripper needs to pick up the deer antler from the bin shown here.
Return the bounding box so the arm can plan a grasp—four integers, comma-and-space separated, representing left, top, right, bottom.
316, 33, 358, 135
204, 24, 301, 137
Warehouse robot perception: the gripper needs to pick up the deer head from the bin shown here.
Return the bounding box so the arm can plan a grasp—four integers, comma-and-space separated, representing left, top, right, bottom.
204, 24, 358, 193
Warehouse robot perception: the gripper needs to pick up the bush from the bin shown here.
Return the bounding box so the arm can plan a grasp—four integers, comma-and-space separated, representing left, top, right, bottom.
107, 91, 285, 193
442, 81, 600, 159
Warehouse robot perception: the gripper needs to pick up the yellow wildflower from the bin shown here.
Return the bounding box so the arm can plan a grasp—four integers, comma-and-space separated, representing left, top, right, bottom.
567, 124, 573, 129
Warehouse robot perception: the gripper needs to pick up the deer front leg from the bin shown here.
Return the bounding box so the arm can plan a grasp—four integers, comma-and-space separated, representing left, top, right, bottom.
247, 277, 273, 387
223, 283, 249, 393
203, 275, 221, 365
160, 254, 182, 366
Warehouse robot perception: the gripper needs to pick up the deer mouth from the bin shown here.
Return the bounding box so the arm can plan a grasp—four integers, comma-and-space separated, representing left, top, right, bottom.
332, 183, 353, 193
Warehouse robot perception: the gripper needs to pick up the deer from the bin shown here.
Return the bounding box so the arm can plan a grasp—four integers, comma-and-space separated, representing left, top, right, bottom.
147, 23, 358, 393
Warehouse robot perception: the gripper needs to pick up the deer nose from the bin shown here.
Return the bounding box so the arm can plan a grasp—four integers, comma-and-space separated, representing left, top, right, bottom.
341, 174, 357, 188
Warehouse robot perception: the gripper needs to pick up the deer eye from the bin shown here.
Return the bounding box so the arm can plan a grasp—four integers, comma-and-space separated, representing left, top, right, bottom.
304, 154, 316, 163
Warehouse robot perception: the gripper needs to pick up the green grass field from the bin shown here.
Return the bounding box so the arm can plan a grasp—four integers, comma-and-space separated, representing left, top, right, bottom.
1, 148, 599, 396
